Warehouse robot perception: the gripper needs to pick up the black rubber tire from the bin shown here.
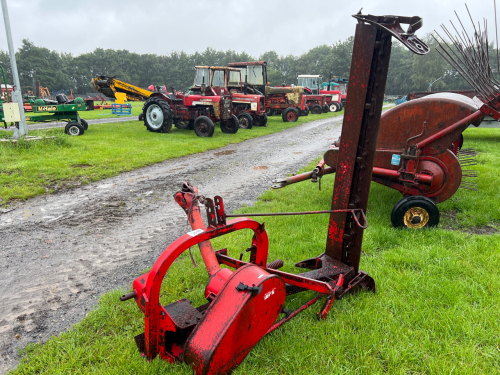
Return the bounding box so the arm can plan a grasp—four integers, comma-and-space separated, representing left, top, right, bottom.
65, 122, 84, 136
220, 114, 239, 134
138, 113, 144, 121
310, 104, 322, 115
175, 120, 194, 130
80, 118, 88, 130
391, 196, 440, 229
265, 108, 274, 116
282, 107, 299, 122
142, 97, 173, 133
322, 105, 329, 113
329, 103, 340, 112
254, 113, 268, 127
300, 106, 310, 116
237, 112, 253, 129
194, 116, 215, 137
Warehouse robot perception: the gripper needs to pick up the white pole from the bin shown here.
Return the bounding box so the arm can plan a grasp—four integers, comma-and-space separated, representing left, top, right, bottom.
1, 0, 28, 139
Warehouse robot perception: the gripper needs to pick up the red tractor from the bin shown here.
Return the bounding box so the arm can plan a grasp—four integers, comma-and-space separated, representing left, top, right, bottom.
228, 61, 308, 123
142, 68, 238, 137
321, 81, 344, 112
297, 74, 338, 114
322, 77, 348, 109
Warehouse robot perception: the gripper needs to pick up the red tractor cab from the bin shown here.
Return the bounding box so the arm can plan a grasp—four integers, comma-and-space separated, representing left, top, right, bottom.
228, 61, 308, 123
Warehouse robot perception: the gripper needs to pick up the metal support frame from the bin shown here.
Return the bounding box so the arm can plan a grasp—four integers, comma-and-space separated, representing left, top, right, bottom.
1, 0, 28, 138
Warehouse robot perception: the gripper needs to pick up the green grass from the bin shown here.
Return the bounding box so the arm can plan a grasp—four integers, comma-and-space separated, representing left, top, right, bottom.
0, 111, 343, 204
10, 127, 500, 374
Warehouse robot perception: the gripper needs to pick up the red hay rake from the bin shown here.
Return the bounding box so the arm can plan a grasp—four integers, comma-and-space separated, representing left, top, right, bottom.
274, 2, 500, 230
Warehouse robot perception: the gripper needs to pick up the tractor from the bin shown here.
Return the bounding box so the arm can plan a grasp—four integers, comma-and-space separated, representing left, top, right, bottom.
297, 74, 341, 114
194, 66, 268, 129
322, 77, 348, 108
228, 61, 308, 123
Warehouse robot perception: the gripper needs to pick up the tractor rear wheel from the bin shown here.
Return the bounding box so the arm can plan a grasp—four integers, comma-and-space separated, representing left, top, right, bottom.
237, 112, 253, 129
194, 116, 215, 137
391, 196, 440, 229
65, 122, 84, 136
254, 113, 268, 127
329, 103, 340, 112
80, 118, 89, 130
282, 108, 298, 122
220, 115, 239, 134
143, 97, 173, 133
310, 104, 322, 115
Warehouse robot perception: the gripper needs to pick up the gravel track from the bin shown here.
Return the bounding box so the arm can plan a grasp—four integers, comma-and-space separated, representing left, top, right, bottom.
0, 115, 343, 373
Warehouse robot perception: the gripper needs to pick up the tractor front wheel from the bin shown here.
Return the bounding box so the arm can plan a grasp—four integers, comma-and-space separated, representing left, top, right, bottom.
80, 118, 89, 130
143, 97, 173, 133
329, 103, 340, 112
237, 112, 253, 129
310, 104, 322, 115
220, 115, 239, 134
254, 113, 268, 127
265, 108, 275, 116
175, 120, 194, 130
391, 196, 440, 229
282, 107, 298, 122
65, 122, 84, 136
300, 106, 309, 116
194, 116, 215, 137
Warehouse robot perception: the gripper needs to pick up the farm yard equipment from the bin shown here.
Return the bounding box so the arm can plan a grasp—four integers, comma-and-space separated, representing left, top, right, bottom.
194, 66, 267, 129
322, 77, 349, 108
273, 4, 500, 229
1, 66, 89, 135
297, 74, 341, 113
120, 12, 429, 374
92, 73, 237, 137
273, 92, 483, 228
228, 61, 308, 123
92, 76, 153, 103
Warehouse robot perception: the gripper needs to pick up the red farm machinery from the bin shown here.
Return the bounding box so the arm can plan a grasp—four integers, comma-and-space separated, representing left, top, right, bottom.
274, 5, 500, 229
228, 61, 308, 123
93, 72, 238, 137
297, 74, 342, 114
120, 12, 429, 374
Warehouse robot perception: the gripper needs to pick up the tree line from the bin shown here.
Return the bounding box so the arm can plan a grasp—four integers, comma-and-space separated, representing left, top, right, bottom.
0, 35, 488, 97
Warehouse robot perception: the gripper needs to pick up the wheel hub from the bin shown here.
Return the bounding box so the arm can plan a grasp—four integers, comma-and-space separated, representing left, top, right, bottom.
403, 207, 429, 229
68, 126, 79, 135
146, 104, 164, 129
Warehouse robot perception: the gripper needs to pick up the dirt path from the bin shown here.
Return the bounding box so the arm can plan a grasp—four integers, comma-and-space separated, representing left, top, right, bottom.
0, 115, 343, 373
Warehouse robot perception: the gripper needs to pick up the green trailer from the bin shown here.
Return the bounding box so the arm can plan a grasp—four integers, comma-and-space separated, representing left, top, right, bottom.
0, 65, 89, 135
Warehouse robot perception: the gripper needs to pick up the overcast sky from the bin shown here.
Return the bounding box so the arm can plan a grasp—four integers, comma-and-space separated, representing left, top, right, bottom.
0, 0, 498, 57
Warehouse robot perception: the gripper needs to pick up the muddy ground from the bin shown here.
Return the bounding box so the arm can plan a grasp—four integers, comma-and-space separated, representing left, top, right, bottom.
0, 115, 343, 373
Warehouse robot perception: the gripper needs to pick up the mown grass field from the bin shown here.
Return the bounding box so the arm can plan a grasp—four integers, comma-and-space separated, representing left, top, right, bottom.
0, 110, 342, 204
10, 127, 500, 374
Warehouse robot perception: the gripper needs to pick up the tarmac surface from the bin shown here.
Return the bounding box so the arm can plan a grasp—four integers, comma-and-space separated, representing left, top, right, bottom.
0, 115, 344, 373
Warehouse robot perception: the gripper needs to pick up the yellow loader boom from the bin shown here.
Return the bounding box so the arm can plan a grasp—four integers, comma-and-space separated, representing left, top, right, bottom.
92, 76, 153, 103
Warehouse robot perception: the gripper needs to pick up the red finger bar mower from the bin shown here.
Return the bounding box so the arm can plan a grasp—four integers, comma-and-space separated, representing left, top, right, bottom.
120, 12, 429, 375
